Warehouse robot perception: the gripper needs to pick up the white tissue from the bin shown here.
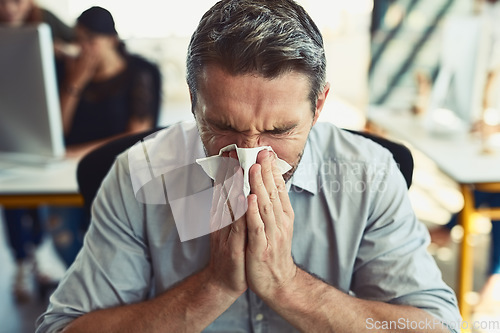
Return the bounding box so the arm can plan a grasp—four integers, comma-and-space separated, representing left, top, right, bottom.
196, 144, 292, 197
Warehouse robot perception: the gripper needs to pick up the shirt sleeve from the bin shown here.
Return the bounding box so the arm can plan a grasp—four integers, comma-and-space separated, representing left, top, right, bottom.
350, 155, 462, 333
35, 154, 152, 333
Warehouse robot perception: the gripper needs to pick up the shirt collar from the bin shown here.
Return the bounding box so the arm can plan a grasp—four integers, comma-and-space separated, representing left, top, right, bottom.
288, 139, 319, 195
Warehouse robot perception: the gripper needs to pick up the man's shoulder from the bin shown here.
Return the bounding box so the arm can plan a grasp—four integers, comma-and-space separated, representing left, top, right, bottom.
309, 122, 393, 165
109, 121, 202, 204
116, 121, 201, 170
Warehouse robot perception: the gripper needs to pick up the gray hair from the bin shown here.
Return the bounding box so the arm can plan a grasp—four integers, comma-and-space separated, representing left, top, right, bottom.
186, 0, 327, 113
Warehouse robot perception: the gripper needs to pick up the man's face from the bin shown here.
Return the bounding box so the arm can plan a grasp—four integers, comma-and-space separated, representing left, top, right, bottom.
193, 65, 329, 181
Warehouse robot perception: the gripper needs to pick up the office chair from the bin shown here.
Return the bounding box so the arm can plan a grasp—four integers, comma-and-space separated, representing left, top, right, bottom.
77, 127, 414, 217
344, 129, 414, 189
77, 127, 162, 217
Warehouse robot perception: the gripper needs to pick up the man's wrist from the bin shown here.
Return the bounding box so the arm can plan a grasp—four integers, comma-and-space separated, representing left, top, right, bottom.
267, 265, 302, 303
266, 266, 331, 311
198, 267, 246, 302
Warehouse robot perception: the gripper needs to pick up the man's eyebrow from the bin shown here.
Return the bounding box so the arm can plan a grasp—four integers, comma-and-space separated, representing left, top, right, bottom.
205, 117, 297, 133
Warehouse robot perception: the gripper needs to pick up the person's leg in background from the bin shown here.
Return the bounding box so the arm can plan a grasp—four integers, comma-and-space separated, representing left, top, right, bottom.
3, 206, 88, 302
46, 206, 87, 268
4, 208, 43, 302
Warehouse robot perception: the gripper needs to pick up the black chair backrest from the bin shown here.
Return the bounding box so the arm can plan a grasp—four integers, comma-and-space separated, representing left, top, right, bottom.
76, 127, 162, 216
77, 128, 414, 217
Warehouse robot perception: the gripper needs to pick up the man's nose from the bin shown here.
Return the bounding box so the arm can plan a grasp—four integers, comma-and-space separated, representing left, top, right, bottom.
236, 135, 264, 149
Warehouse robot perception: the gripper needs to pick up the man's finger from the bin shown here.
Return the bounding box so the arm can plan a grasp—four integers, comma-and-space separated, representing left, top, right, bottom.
227, 194, 247, 248
246, 194, 267, 254
272, 158, 293, 217
249, 163, 276, 241
258, 150, 284, 229
210, 155, 233, 233
228, 166, 246, 221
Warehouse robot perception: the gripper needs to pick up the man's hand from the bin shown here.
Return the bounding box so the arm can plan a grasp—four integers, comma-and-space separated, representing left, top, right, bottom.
204, 151, 248, 299
246, 150, 297, 301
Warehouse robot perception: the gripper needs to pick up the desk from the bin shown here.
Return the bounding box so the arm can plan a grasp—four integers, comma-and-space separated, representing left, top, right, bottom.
0, 159, 83, 208
368, 107, 500, 323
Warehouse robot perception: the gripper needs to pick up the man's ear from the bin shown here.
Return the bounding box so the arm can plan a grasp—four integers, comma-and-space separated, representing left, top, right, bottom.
189, 88, 197, 117
312, 82, 330, 126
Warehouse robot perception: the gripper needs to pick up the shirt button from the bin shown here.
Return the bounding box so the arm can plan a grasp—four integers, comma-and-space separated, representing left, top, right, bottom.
255, 313, 264, 321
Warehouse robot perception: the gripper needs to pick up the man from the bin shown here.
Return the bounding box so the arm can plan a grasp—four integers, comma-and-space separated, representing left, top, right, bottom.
36, 1, 461, 332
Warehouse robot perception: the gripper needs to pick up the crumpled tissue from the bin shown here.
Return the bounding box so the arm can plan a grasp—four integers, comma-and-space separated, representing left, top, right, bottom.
196, 144, 292, 197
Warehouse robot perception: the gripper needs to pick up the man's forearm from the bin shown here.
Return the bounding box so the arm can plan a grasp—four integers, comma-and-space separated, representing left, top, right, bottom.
265, 268, 450, 333
62, 269, 241, 333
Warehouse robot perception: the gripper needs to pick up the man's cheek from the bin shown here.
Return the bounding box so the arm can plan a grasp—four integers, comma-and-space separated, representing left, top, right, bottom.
266, 141, 293, 163
204, 135, 236, 156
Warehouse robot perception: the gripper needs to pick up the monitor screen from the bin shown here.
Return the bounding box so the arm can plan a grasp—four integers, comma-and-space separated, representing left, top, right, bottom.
428, 16, 490, 127
0, 23, 65, 161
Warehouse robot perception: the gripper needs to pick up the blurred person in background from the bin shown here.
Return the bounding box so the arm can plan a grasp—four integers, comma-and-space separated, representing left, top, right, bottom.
44, 3, 161, 279
46, 4, 161, 273
60, 6, 161, 158
0, 0, 73, 55
0, 3, 161, 303
0, 0, 75, 303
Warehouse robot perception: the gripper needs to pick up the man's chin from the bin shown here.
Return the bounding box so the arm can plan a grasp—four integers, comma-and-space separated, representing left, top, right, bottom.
283, 167, 296, 183
283, 148, 305, 183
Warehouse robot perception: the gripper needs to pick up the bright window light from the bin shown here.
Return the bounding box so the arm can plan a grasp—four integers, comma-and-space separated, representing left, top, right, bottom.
46, 0, 373, 39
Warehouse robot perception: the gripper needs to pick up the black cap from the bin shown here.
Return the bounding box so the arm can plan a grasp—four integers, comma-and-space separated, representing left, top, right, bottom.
77, 6, 117, 35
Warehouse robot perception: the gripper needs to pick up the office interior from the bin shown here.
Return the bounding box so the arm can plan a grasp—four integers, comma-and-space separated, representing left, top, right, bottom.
0, 0, 499, 332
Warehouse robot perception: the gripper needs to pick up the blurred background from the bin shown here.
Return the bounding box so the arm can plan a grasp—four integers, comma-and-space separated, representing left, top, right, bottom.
34, 0, 373, 129
1, 0, 500, 332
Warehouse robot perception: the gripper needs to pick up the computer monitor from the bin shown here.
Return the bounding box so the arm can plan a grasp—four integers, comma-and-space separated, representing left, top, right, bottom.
427, 16, 490, 130
0, 23, 65, 162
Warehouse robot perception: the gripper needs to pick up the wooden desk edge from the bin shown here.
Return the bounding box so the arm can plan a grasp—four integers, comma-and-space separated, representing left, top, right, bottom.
0, 194, 84, 208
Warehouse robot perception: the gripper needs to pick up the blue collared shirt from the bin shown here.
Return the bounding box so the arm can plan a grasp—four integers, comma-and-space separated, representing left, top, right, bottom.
36, 121, 461, 332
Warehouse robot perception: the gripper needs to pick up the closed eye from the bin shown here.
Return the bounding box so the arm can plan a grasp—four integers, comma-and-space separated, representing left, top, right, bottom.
267, 125, 297, 135
216, 124, 237, 132
206, 120, 235, 132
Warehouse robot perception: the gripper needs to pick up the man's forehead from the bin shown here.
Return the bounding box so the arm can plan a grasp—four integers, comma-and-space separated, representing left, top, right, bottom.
196, 65, 312, 105
205, 112, 298, 128
194, 64, 315, 124
199, 64, 310, 85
